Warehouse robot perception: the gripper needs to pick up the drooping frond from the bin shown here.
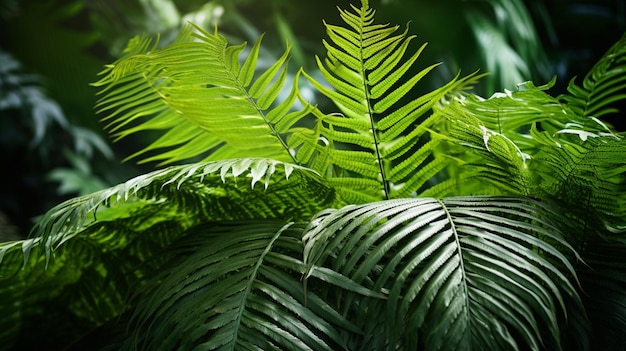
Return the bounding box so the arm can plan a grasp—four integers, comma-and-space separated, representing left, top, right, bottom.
440, 79, 614, 145
295, 0, 480, 203
20, 158, 333, 265
559, 33, 626, 121
303, 196, 581, 351
0, 158, 335, 350
122, 221, 359, 351
93, 24, 308, 165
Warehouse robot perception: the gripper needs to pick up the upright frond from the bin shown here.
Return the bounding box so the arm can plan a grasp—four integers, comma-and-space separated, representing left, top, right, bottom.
297, 0, 479, 203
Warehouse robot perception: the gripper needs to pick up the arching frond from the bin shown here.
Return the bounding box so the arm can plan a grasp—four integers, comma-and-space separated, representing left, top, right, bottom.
0, 159, 334, 276
122, 221, 359, 351
0, 158, 335, 350
15, 158, 332, 265
296, 1, 480, 203
303, 196, 581, 351
93, 24, 305, 165
559, 33, 626, 121
433, 77, 622, 198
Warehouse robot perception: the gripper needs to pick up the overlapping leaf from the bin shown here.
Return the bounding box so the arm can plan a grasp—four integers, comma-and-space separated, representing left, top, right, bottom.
0, 158, 335, 350
122, 221, 360, 351
303, 196, 581, 351
93, 24, 307, 165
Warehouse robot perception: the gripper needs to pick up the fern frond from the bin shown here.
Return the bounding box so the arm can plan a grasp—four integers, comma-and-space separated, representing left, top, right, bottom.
433, 78, 621, 197
440, 79, 613, 146
2, 158, 331, 268
298, 0, 479, 203
559, 33, 626, 121
303, 196, 581, 351
532, 131, 626, 229
93, 24, 303, 165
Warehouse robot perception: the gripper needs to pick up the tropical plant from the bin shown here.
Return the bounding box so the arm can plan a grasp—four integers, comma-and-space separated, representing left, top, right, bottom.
1, 0, 625, 350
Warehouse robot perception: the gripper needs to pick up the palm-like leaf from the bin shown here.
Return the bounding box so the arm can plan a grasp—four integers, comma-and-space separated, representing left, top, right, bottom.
293, 1, 480, 203
123, 221, 360, 351
93, 24, 306, 165
303, 196, 581, 351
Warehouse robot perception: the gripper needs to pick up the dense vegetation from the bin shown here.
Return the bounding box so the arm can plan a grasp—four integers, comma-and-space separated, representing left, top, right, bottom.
1, 0, 625, 350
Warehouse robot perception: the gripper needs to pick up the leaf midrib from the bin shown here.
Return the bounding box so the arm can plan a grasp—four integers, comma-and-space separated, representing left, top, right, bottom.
220, 40, 298, 165
358, 5, 389, 200
228, 223, 292, 350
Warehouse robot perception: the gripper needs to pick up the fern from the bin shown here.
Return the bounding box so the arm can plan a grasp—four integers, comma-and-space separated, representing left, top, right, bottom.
294, 1, 480, 203
532, 133, 626, 229
2, 1, 626, 350
94, 1, 480, 204
93, 24, 306, 165
560, 33, 626, 120
0, 159, 332, 269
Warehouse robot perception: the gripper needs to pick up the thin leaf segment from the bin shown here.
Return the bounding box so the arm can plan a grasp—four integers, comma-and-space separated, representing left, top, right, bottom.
125, 222, 351, 351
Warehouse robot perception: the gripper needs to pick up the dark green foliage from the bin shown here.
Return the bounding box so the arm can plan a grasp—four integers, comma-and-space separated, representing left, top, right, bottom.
1, 1, 625, 350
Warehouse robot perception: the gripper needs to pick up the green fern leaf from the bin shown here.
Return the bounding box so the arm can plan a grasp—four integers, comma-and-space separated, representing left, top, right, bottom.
296, 1, 479, 203
1, 159, 332, 268
532, 132, 626, 228
559, 33, 626, 121
93, 24, 302, 165
433, 78, 621, 197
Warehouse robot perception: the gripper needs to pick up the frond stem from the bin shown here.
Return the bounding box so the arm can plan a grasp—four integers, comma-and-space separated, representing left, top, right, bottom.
229, 222, 294, 350
225, 51, 299, 165
246, 93, 300, 165
436, 199, 470, 321
359, 5, 390, 200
